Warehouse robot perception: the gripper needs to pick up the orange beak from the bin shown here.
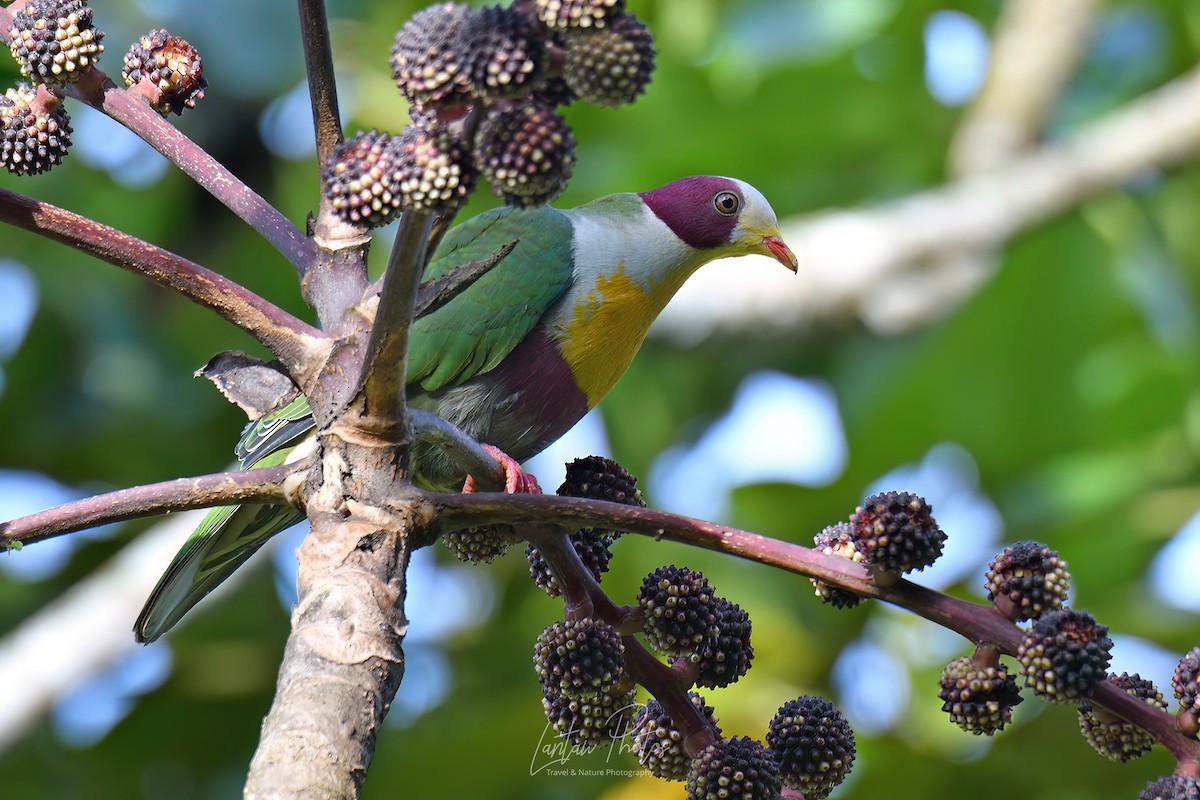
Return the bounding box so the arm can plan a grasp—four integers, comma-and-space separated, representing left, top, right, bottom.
763, 235, 798, 272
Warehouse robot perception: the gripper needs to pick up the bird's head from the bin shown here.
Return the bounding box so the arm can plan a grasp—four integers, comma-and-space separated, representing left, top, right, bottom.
639, 175, 798, 272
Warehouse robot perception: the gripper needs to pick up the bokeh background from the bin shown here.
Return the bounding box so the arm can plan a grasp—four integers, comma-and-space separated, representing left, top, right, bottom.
2, 0, 1199, 798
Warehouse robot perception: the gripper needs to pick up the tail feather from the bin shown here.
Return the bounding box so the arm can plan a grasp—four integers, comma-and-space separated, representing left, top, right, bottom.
134, 502, 304, 643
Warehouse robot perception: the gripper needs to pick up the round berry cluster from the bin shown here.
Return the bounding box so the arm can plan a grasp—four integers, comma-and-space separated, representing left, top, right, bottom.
3, 0, 207, 175
325, 0, 656, 224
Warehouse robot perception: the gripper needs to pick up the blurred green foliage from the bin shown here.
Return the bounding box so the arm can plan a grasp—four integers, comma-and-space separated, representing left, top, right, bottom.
1, 1, 1199, 798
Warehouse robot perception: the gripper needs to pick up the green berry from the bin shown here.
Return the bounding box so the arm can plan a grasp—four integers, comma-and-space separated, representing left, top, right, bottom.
562, 12, 654, 107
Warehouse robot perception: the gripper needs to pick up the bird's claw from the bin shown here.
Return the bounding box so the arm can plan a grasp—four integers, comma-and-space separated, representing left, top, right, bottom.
462, 444, 541, 494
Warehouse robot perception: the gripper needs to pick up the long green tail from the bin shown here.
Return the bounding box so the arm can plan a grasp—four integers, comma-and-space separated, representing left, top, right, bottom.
135, 396, 316, 643
133, 497, 304, 643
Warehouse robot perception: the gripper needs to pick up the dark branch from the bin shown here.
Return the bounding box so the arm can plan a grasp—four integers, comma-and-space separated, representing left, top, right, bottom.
294, 0, 373, 329
0, 461, 306, 548
0, 188, 328, 383
37, 63, 319, 273
297, 0, 343, 169
410, 409, 506, 490
356, 211, 435, 434
0, 2, 315, 275
424, 490, 1200, 762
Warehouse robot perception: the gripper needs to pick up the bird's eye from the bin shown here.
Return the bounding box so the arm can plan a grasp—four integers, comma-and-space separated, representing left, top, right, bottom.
713, 191, 740, 216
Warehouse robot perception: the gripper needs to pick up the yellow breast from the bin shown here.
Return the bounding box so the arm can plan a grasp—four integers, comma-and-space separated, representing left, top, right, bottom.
557, 263, 685, 406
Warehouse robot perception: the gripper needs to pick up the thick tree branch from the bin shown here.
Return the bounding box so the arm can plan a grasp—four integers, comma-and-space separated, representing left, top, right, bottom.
244, 494, 426, 798
658, 62, 1200, 337
0, 187, 329, 385
0, 461, 306, 548
425, 490, 1200, 762
949, 0, 1098, 175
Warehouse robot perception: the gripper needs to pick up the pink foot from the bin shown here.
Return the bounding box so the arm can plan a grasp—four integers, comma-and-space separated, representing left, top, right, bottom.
462, 444, 542, 495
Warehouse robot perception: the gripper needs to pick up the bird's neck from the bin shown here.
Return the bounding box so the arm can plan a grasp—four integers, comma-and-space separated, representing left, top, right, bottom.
547, 198, 712, 406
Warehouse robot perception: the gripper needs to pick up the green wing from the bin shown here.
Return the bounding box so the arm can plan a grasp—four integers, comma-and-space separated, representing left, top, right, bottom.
407, 204, 576, 392
136, 205, 576, 642
234, 394, 315, 467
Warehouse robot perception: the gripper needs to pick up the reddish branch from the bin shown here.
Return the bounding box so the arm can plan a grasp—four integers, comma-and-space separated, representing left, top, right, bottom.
0, 461, 305, 547
0, 187, 327, 384
80, 82, 318, 272
426, 490, 1200, 764
0, 6, 317, 273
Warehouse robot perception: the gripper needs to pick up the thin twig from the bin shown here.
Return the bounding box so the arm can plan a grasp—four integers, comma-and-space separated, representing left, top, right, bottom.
294, 0, 373, 329
0, 461, 306, 548
0, 188, 328, 384
0, 7, 318, 274
523, 520, 719, 756
297, 0, 343, 170
73, 80, 316, 273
